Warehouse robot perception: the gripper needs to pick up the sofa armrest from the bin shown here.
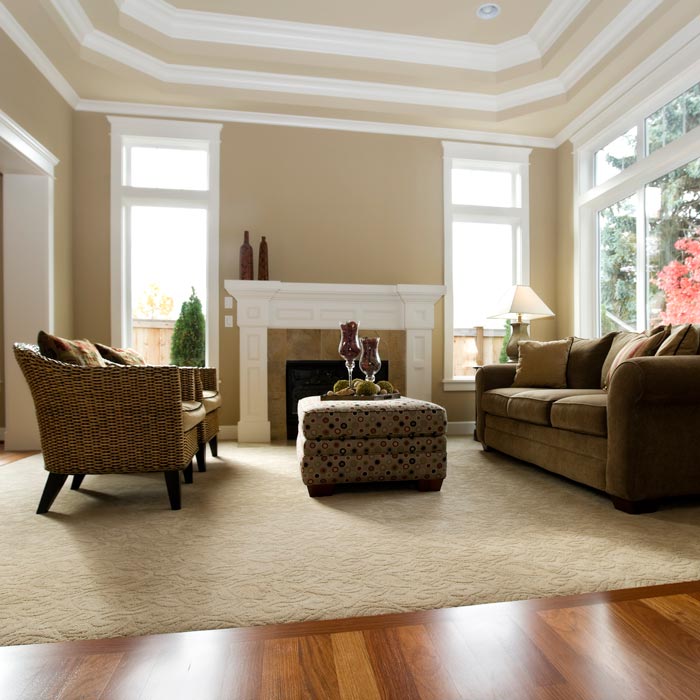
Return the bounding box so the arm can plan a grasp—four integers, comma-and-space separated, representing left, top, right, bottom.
606, 355, 700, 500
475, 363, 517, 443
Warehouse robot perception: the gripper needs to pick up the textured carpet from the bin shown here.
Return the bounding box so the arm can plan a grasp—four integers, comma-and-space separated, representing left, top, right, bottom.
3, 438, 700, 646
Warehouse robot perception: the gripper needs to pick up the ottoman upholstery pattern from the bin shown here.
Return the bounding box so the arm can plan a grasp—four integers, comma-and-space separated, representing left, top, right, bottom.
297, 396, 447, 495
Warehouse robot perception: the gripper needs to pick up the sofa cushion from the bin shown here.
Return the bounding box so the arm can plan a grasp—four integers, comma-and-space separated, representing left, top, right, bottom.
507, 389, 604, 427
513, 338, 573, 389
202, 389, 222, 413
481, 387, 525, 418
182, 400, 205, 433
603, 328, 670, 389
37, 330, 106, 367
566, 333, 616, 388
656, 324, 700, 356
94, 342, 146, 366
550, 393, 608, 437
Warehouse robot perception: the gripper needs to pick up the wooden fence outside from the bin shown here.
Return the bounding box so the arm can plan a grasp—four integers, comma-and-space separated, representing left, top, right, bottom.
132, 319, 175, 365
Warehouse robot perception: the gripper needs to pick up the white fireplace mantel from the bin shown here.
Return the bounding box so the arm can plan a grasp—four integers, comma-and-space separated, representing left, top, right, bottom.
224, 280, 446, 443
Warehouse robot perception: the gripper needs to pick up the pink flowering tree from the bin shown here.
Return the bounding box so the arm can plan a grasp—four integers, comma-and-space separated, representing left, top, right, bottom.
655, 236, 700, 323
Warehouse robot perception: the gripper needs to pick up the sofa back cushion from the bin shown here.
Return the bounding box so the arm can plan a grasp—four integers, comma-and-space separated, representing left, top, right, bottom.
566, 333, 616, 388
512, 338, 573, 389
656, 324, 700, 356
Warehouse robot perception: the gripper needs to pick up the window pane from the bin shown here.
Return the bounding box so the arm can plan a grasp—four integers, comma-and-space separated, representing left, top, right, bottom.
452, 169, 515, 207
130, 206, 207, 364
453, 222, 512, 331
646, 157, 700, 326
594, 127, 637, 185
646, 81, 700, 155
128, 147, 208, 190
599, 196, 638, 333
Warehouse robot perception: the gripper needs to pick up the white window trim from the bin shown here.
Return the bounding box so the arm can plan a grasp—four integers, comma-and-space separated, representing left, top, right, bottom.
442, 141, 531, 390
573, 64, 700, 337
108, 116, 222, 369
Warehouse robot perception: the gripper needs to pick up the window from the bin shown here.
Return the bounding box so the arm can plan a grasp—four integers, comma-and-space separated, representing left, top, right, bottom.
594, 127, 637, 186
442, 142, 530, 389
576, 72, 700, 337
109, 117, 222, 367
646, 81, 700, 155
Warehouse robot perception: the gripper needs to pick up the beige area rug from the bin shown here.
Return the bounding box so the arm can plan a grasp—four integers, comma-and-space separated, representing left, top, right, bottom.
3, 438, 700, 646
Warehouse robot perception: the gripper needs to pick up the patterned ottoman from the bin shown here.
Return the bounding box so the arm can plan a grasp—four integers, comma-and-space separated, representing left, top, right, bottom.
297, 395, 447, 496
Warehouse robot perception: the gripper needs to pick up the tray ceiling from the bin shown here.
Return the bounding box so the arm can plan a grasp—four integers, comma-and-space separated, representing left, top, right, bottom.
1, 0, 699, 142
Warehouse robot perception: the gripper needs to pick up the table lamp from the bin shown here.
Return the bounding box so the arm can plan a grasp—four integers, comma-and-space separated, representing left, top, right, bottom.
489, 285, 555, 362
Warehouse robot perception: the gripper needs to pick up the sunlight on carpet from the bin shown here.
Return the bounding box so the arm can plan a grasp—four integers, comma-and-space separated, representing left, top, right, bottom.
2, 437, 700, 645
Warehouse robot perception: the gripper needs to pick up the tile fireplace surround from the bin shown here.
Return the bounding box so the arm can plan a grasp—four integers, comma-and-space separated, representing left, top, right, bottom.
224, 281, 446, 443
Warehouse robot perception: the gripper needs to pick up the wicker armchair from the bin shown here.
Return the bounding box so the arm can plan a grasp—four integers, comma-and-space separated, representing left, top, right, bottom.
14, 343, 206, 513
193, 367, 221, 472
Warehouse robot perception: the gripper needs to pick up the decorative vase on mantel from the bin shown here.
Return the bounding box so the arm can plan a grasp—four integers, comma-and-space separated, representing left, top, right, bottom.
258, 235, 269, 280
240, 230, 253, 280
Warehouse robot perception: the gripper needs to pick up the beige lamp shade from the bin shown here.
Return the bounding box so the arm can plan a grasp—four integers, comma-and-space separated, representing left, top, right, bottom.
489, 285, 555, 323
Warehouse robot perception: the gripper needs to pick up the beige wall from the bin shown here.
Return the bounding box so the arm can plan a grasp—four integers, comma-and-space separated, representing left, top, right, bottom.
0, 30, 73, 337
556, 141, 575, 338
0, 31, 73, 430
72, 113, 560, 428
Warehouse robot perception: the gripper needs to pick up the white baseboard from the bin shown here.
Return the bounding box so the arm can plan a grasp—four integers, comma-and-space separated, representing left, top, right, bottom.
218, 425, 238, 440
447, 421, 475, 436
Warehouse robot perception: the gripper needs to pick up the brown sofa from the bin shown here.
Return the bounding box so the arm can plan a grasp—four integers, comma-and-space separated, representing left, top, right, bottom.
475, 329, 700, 513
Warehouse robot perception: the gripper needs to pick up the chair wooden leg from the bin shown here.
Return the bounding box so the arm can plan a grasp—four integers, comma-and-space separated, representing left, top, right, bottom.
196, 444, 207, 473
183, 461, 193, 484
611, 496, 658, 514
209, 435, 218, 458
164, 471, 182, 510
71, 474, 86, 490
37, 473, 68, 514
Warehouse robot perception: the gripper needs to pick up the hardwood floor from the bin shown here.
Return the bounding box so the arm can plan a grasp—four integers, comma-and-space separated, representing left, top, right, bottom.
2, 581, 700, 699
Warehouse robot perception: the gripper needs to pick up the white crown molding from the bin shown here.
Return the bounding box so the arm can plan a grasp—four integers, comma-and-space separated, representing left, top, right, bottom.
0, 2, 78, 106
49, 0, 565, 113
557, 0, 664, 89
77, 99, 558, 149
529, 0, 591, 55
115, 0, 539, 72
46, 0, 672, 116
115, 0, 592, 72
0, 109, 59, 175
555, 17, 700, 147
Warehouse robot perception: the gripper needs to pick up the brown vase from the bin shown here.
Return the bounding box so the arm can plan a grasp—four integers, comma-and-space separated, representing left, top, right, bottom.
258, 235, 269, 280
239, 230, 253, 280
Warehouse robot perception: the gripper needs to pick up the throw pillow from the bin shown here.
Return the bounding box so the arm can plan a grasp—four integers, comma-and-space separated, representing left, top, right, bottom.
600, 331, 645, 388
95, 342, 146, 366
656, 324, 700, 356
603, 328, 670, 389
566, 332, 617, 389
512, 338, 573, 389
37, 330, 106, 367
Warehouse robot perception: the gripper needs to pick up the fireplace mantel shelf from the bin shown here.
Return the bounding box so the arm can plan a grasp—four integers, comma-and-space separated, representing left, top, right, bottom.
223, 280, 446, 443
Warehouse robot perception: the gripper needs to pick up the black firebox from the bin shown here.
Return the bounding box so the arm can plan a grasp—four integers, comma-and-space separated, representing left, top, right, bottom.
285, 360, 389, 440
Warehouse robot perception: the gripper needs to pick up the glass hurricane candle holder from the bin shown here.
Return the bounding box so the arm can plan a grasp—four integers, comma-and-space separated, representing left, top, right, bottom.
338, 321, 361, 386
359, 336, 381, 382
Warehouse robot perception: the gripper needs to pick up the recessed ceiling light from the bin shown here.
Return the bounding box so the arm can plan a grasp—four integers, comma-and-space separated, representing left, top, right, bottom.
476, 3, 501, 20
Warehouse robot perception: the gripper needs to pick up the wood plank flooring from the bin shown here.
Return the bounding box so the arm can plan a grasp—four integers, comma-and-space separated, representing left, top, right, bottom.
2, 581, 700, 699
